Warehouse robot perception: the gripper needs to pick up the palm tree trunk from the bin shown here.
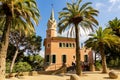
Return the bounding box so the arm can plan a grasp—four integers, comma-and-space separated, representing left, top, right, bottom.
0, 16, 11, 80
10, 49, 19, 73
95, 53, 96, 65
75, 24, 82, 76
100, 45, 107, 73
90, 51, 95, 71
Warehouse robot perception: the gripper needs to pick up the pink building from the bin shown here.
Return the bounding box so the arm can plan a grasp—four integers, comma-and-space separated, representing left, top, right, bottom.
43, 9, 94, 71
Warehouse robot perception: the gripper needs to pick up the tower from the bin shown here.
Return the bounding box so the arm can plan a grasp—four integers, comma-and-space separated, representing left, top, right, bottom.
46, 8, 57, 38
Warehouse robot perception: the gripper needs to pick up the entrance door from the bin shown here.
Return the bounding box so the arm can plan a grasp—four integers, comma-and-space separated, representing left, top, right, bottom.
62, 55, 66, 63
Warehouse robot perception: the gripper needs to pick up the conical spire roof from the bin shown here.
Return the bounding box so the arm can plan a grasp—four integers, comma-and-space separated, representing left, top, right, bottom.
50, 8, 55, 21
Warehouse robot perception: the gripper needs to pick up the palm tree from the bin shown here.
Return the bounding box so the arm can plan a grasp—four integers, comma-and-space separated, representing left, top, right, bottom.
85, 27, 119, 73
58, 0, 99, 76
0, 0, 40, 79
108, 17, 120, 37
106, 17, 120, 67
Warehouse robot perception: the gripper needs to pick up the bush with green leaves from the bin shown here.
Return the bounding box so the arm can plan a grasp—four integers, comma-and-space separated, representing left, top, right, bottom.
25, 54, 44, 71
14, 62, 32, 72
6, 62, 11, 73
108, 58, 120, 68
6, 54, 44, 73
95, 60, 102, 70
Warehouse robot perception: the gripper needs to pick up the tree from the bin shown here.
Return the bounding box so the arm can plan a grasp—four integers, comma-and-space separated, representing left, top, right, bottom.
105, 45, 120, 67
24, 54, 44, 71
9, 31, 42, 73
108, 17, 120, 37
58, 0, 99, 76
108, 17, 120, 57
85, 27, 119, 73
0, 0, 40, 79
14, 62, 32, 73
105, 18, 120, 67
25, 35, 42, 55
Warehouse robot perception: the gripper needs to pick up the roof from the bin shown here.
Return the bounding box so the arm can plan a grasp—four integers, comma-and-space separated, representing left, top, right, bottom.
46, 37, 75, 41
50, 8, 55, 21
43, 37, 75, 46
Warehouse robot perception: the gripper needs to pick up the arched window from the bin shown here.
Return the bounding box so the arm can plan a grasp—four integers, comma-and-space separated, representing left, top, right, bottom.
46, 55, 50, 62
52, 55, 56, 63
47, 44, 50, 48
59, 43, 62, 47
73, 43, 75, 47
84, 55, 88, 62
70, 43, 72, 47
66, 43, 69, 47
62, 55, 66, 63
63, 43, 65, 47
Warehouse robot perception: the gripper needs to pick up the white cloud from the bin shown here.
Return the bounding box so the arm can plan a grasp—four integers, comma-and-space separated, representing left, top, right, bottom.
39, 50, 45, 58
118, 5, 120, 9
95, 3, 105, 10
108, 0, 120, 12
109, 0, 120, 3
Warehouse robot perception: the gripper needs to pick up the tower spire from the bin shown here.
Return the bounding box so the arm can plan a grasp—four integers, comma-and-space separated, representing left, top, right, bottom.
50, 4, 55, 21
47, 4, 57, 38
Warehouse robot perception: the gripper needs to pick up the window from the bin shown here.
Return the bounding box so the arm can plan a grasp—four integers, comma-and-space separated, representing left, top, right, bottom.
84, 55, 88, 62
59, 43, 75, 48
70, 43, 72, 47
47, 44, 50, 47
46, 55, 50, 62
62, 55, 66, 63
73, 43, 75, 47
63, 43, 65, 47
66, 43, 69, 47
73, 55, 75, 59
59, 43, 62, 47
52, 55, 56, 63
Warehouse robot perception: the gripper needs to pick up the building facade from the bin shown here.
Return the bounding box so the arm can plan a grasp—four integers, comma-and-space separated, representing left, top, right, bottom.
44, 9, 94, 71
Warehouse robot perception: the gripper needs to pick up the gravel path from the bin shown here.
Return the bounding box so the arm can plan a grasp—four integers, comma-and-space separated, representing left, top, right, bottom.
6, 71, 120, 80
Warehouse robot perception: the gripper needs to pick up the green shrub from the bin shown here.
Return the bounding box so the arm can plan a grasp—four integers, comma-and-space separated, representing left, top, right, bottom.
6, 62, 11, 73
95, 60, 102, 70
108, 58, 120, 68
14, 62, 32, 72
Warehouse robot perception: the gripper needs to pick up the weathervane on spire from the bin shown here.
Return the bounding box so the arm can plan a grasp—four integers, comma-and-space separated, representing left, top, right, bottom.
51, 4, 53, 8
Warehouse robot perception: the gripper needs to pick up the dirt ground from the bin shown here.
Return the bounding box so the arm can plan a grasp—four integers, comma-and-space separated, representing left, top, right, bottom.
6, 70, 120, 80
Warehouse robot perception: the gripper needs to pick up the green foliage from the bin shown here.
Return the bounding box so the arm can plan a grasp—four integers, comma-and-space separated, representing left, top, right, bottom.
6, 34, 42, 73
6, 54, 44, 73
85, 27, 120, 73
108, 58, 120, 67
108, 17, 120, 37
7, 43, 17, 61
58, 0, 99, 75
85, 27, 119, 52
0, 0, 40, 36
58, 0, 99, 36
9, 32, 42, 55
25, 54, 44, 71
95, 60, 102, 69
105, 17, 120, 62
26, 35, 42, 54
14, 62, 32, 72
6, 62, 11, 73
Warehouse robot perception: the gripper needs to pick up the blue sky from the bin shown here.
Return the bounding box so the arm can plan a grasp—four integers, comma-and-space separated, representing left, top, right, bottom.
35, 0, 120, 56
